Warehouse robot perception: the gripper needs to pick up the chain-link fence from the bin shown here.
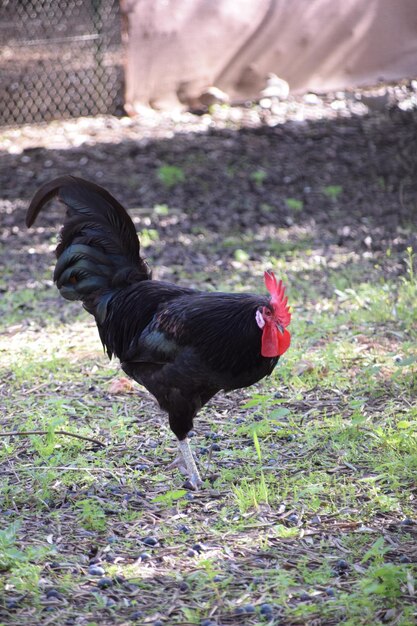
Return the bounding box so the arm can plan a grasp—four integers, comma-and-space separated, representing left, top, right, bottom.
0, 0, 123, 126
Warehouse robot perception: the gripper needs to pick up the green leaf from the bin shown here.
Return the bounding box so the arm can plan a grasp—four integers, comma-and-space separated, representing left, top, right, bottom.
323, 185, 343, 199
253, 431, 262, 462
157, 165, 185, 188
234, 249, 250, 263
152, 489, 187, 504
154, 204, 170, 216
269, 407, 291, 419
396, 420, 412, 429
285, 198, 303, 211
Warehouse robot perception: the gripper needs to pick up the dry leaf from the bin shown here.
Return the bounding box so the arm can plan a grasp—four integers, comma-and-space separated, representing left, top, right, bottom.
108, 377, 135, 394
294, 360, 315, 376
407, 570, 415, 596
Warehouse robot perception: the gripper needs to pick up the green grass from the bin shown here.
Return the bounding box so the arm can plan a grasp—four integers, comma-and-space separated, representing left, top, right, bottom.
0, 230, 416, 625
157, 164, 186, 188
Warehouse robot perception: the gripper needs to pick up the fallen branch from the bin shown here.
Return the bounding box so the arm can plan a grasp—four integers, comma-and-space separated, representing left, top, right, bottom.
0, 430, 106, 448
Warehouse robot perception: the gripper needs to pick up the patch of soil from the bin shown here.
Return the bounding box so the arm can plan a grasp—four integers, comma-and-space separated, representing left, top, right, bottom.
1, 88, 417, 284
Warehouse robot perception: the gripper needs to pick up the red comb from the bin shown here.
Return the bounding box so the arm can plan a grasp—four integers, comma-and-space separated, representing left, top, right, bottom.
264, 270, 291, 328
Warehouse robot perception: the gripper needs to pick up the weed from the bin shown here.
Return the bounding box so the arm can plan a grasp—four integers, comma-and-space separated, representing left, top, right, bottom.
323, 184, 343, 199
234, 248, 250, 263
154, 203, 170, 216
157, 164, 185, 187
233, 431, 270, 511
76, 498, 107, 532
139, 227, 159, 248
250, 169, 268, 186
285, 197, 304, 211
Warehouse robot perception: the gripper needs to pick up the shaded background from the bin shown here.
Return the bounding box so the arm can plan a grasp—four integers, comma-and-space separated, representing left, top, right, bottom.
1, 0, 417, 124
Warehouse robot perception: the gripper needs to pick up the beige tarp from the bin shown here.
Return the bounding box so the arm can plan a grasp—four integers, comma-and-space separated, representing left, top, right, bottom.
121, 0, 417, 112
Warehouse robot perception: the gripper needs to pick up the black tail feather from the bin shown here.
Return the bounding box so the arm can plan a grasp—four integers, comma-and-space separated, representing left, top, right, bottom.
26, 176, 151, 320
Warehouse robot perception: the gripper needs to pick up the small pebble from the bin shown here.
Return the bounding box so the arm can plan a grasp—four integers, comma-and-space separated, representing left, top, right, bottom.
211, 443, 221, 452
234, 607, 246, 614
254, 414, 263, 422
131, 611, 144, 621
188, 430, 196, 438
260, 603, 273, 615
325, 587, 335, 597
244, 604, 256, 613
235, 417, 244, 424
88, 565, 105, 576
179, 581, 189, 591
142, 536, 158, 547
287, 513, 299, 525
185, 491, 195, 500
200, 620, 216, 626
334, 558, 349, 572
105, 554, 115, 563
138, 552, 151, 561
192, 543, 204, 553
213, 575, 223, 582
97, 577, 113, 589
46, 589, 64, 600
299, 592, 310, 601
399, 555, 412, 563
154, 621, 164, 626
400, 518, 415, 526
177, 524, 190, 533
6, 599, 19, 609
187, 548, 197, 557
114, 575, 125, 584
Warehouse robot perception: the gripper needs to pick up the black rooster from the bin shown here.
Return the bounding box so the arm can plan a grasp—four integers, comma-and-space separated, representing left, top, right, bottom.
26, 177, 291, 488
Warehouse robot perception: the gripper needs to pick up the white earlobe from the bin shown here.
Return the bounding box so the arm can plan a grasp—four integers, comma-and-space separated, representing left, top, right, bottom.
255, 310, 265, 329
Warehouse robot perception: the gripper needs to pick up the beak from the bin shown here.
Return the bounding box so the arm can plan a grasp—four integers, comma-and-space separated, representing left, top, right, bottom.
276, 323, 285, 334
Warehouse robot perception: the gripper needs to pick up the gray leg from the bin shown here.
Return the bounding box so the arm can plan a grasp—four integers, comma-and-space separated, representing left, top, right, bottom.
178, 438, 202, 490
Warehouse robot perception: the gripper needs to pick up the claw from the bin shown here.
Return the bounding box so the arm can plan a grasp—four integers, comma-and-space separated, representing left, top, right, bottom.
166, 455, 188, 476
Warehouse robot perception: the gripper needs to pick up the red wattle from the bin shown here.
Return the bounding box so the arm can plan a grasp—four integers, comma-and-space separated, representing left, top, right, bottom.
278, 328, 291, 355
261, 323, 279, 357
261, 325, 291, 357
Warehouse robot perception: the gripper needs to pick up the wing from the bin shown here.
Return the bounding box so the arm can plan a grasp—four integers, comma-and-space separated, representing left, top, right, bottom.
98, 280, 195, 360
123, 291, 270, 375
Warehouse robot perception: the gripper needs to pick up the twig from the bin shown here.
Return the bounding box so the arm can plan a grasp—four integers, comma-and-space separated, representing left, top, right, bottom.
0, 430, 106, 448
204, 444, 214, 478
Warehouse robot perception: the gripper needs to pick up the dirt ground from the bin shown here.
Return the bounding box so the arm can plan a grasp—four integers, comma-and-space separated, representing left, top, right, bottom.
1, 83, 417, 278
